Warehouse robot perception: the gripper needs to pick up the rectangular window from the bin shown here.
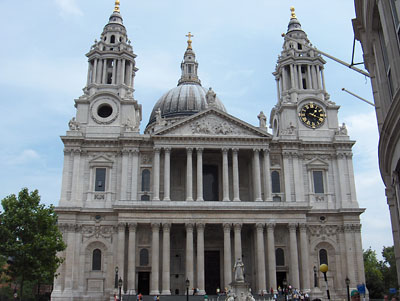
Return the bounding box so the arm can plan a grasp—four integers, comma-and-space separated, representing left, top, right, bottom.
95, 168, 106, 191
313, 170, 324, 193
379, 27, 393, 99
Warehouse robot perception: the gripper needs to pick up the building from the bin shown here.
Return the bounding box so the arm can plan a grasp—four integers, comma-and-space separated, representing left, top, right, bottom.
52, 2, 366, 300
353, 0, 400, 286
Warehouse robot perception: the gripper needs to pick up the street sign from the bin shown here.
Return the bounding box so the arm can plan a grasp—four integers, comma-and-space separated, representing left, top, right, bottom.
357, 284, 366, 294
389, 288, 397, 294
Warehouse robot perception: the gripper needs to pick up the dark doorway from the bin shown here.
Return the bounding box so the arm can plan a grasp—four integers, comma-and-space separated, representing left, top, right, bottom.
137, 272, 150, 295
203, 165, 219, 201
205, 250, 220, 295
276, 272, 287, 289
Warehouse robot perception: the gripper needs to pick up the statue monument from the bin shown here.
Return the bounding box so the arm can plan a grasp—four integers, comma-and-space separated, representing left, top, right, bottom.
225, 258, 255, 301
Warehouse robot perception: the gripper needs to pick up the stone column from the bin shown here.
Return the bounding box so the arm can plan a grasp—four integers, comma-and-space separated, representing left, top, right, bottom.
283, 152, 292, 202
292, 153, 303, 202
266, 223, 277, 291
121, 59, 126, 85
263, 149, 272, 201
234, 223, 242, 262
232, 149, 240, 202
130, 149, 139, 200
321, 67, 326, 90
117, 223, 126, 288
253, 149, 262, 201
153, 148, 160, 201
290, 64, 295, 89
96, 58, 102, 83
344, 224, 356, 286
222, 148, 230, 201
128, 223, 137, 294
197, 223, 206, 294
150, 223, 160, 295
163, 148, 171, 201
112, 59, 117, 84
186, 223, 194, 294
256, 223, 266, 294
387, 187, 400, 283
196, 148, 204, 201
316, 65, 322, 89
297, 65, 302, 89
276, 78, 281, 100
299, 224, 310, 291
120, 150, 129, 200
102, 59, 107, 84
92, 59, 98, 84
162, 223, 171, 295
307, 65, 313, 89
186, 148, 193, 201
288, 223, 300, 289
223, 223, 232, 287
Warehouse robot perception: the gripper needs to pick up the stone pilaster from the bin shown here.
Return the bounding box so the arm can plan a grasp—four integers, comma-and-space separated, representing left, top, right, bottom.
128, 223, 137, 294
344, 224, 356, 287
253, 149, 262, 201
266, 223, 277, 291
162, 223, 171, 295
153, 148, 161, 201
283, 152, 292, 202
263, 149, 272, 201
130, 149, 139, 200
117, 222, 126, 290
186, 223, 194, 293
163, 148, 171, 201
223, 223, 232, 288
256, 223, 266, 294
232, 149, 240, 202
222, 148, 230, 201
150, 223, 160, 295
288, 223, 300, 289
197, 223, 206, 294
196, 148, 204, 201
120, 150, 129, 200
234, 223, 242, 262
186, 148, 193, 201
299, 224, 310, 291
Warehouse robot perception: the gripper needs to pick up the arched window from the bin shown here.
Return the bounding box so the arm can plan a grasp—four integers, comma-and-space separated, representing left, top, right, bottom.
110, 35, 116, 44
142, 169, 150, 192
319, 249, 328, 265
276, 248, 285, 266
271, 171, 281, 193
92, 249, 102, 270
140, 249, 149, 266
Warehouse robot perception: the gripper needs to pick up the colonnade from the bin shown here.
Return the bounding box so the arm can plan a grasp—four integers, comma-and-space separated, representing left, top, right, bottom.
152, 147, 273, 202
88, 57, 134, 87
119, 222, 311, 295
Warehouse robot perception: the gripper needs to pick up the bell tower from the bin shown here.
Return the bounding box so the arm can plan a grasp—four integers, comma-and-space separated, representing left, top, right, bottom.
270, 7, 342, 141
69, 0, 141, 138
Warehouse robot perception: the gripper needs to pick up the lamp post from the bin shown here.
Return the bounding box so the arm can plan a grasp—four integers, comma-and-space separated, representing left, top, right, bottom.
345, 277, 350, 301
313, 266, 318, 287
115, 267, 119, 289
118, 277, 123, 301
319, 264, 330, 300
282, 279, 287, 301
185, 278, 190, 301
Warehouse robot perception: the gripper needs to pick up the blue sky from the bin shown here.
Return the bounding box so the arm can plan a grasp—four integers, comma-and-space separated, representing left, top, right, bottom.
0, 0, 392, 258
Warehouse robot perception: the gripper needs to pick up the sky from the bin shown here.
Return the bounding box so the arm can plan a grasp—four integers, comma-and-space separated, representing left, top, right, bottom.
0, 0, 393, 259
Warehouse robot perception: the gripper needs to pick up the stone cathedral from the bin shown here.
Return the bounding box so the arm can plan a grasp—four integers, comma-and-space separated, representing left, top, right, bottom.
52, 3, 366, 300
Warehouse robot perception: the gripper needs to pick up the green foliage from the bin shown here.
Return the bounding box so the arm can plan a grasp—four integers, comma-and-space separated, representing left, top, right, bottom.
363, 247, 384, 298
381, 246, 398, 294
0, 188, 66, 299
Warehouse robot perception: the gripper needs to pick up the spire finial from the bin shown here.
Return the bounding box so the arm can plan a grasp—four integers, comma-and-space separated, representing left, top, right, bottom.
186, 32, 194, 50
290, 6, 297, 19
114, 0, 120, 13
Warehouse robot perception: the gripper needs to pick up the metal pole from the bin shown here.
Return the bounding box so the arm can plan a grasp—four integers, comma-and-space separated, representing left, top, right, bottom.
323, 272, 330, 300
347, 284, 350, 301
282, 33, 370, 78
341, 88, 375, 107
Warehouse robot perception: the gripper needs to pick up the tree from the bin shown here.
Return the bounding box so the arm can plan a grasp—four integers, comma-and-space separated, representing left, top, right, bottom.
381, 246, 398, 294
0, 188, 66, 300
363, 247, 384, 298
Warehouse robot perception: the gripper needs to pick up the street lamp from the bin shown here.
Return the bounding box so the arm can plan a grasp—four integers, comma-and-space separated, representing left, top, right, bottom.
185, 278, 190, 301
118, 277, 123, 301
313, 266, 317, 287
319, 264, 330, 300
345, 277, 350, 301
282, 279, 287, 301
115, 267, 119, 289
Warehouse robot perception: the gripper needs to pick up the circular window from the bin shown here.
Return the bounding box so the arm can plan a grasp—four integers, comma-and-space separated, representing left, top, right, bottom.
97, 104, 113, 118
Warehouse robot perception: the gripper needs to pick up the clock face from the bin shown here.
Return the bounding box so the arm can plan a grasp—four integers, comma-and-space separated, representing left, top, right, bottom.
298, 102, 326, 128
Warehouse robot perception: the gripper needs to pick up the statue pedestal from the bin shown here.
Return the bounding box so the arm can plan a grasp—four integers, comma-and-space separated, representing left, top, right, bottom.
227, 280, 254, 301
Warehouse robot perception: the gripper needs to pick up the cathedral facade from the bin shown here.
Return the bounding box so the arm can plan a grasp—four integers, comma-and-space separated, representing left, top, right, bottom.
52, 3, 366, 300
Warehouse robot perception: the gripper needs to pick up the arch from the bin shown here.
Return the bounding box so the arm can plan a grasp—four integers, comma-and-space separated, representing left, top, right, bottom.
110, 35, 116, 44
276, 248, 285, 266
142, 169, 151, 192
319, 248, 328, 265
92, 249, 102, 270
140, 248, 149, 266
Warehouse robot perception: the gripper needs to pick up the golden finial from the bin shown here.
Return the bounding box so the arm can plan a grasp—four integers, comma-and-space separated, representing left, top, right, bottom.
114, 0, 120, 13
290, 6, 297, 19
186, 32, 194, 50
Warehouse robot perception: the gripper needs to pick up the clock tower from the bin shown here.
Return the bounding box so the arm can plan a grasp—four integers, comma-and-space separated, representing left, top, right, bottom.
270, 7, 343, 142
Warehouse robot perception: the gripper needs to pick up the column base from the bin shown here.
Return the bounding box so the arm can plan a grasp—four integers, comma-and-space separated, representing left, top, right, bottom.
153, 198, 160, 201
233, 198, 241, 202
161, 290, 171, 295
223, 198, 230, 201
196, 197, 204, 201
255, 198, 263, 202
163, 197, 170, 201
150, 290, 160, 295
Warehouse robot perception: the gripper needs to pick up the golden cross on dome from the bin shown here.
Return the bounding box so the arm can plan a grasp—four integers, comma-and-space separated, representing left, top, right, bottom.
290, 6, 297, 19
186, 32, 194, 50
114, 0, 120, 12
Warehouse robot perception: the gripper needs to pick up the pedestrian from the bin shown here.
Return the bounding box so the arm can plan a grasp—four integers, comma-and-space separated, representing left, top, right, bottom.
350, 290, 360, 301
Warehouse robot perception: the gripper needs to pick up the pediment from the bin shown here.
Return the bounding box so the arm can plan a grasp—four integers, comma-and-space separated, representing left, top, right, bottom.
154, 108, 271, 138
89, 155, 114, 167
306, 158, 329, 170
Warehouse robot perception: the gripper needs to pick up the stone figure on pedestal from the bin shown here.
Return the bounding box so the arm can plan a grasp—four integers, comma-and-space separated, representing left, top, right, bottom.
234, 258, 245, 282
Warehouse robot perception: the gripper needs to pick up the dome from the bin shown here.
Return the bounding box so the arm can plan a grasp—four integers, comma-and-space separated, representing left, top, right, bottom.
147, 84, 226, 126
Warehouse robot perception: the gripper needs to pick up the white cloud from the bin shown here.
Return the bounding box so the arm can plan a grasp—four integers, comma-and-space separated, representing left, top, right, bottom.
6, 149, 41, 165
55, 0, 83, 16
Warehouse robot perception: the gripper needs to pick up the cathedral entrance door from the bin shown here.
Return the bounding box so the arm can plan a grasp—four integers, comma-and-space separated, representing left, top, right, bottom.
276, 271, 287, 289
203, 165, 219, 201
205, 250, 221, 295
137, 272, 150, 295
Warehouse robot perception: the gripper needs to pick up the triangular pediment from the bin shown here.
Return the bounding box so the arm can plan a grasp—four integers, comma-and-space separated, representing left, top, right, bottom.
154, 108, 271, 138
89, 155, 114, 167
306, 157, 329, 170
